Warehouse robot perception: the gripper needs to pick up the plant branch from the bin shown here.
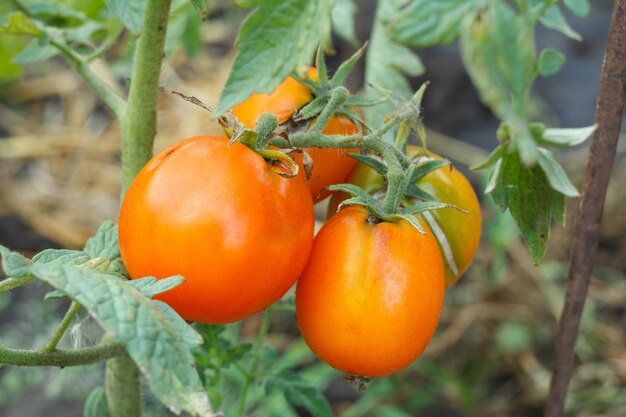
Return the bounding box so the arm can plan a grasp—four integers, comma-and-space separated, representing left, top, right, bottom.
120, 0, 173, 196
51, 40, 126, 119
0, 342, 124, 367
43, 301, 81, 352
544, 2, 626, 417
106, 352, 141, 417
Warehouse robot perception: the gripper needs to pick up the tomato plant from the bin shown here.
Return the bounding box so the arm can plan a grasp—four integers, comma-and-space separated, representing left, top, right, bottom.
118, 135, 314, 324
296, 206, 445, 377
231, 68, 361, 202
329, 146, 482, 288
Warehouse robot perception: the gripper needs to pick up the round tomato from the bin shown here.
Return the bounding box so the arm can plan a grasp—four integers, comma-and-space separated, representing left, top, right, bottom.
230, 68, 360, 202
118, 136, 314, 324
296, 206, 445, 377
328, 146, 482, 288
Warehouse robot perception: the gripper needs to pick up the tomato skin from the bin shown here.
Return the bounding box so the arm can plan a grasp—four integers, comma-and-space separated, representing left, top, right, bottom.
328, 146, 482, 288
296, 206, 445, 377
118, 136, 314, 324
230, 68, 360, 202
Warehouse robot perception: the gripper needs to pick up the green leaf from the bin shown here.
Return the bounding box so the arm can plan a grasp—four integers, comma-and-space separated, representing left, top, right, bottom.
265, 372, 333, 417
0, 12, 42, 36
0, 246, 32, 277
129, 276, 186, 298
460, 2, 535, 115
488, 152, 565, 263
364, 0, 424, 139
391, 0, 485, 47
32, 249, 90, 265
539, 5, 582, 41
189, 0, 209, 20
331, 0, 357, 44
153, 300, 204, 348
26, 261, 214, 416
12, 39, 58, 64
0, 36, 25, 81
538, 125, 595, 147
536, 148, 579, 197
27, 3, 87, 28
564, 0, 590, 17
215, 0, 332, 114
84, 386, 108, 417
84, 221, 120, 260
103, 0, 146, 33
44, 289, 67, 301
537, 48, 565, 76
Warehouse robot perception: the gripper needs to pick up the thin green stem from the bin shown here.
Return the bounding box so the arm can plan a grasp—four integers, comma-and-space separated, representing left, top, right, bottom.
234, 307, 273, 417
120, 0, 173, 196
308, 87, 349, 135
50, 40, 126, 119
43, 301, 81, 352
0, 275, 35, 293
0, 342, 124, 367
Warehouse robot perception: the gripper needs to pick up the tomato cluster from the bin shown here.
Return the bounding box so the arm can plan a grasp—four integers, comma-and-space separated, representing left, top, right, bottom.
118, 70, 482, 377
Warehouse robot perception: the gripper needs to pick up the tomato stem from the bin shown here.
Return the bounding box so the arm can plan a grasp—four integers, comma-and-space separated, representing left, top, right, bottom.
0, 342, 125, 367
120, 0, 173, 196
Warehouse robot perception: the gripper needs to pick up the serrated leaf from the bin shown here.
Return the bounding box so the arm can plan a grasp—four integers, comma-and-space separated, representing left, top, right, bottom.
103, 0, 146, 33
488, 152, 565, 263
0, 12, 42, 36
12, 38, 58, 64
364, 0, 424, 140
0, 245, 32, 277
25, 261, 214, 417
536, 148, 579, 197
129, 276, 186, 298
84, 221, 120, 260
84, 386, 108, 417
538, 48, 565, 76
331, 0, 357, 44
539, 5, 582, 41
32, 249, 90, 265
538, 125, 595, 147
216, 0, 332, 115
265, 372, 333, 417
391, 0, 485, 47
153, 300, 203, 348
564, 0, 590, 17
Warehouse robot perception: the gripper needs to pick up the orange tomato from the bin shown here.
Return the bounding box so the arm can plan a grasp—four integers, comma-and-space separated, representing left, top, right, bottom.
296, 206, 445, 377
328, 146, 482, 288
118, 136, 314, 324
230, 68, 360, 202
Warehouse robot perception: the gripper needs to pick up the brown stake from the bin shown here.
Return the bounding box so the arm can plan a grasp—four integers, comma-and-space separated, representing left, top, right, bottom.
544, 2, 626, 417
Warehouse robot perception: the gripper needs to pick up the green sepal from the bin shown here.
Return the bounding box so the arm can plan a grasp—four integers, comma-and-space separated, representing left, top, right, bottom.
409, 159, 451, 183
347, 153, 387, 176
405, 184, 436, 202
385, 214, 427, 234
329, 43, 366, 87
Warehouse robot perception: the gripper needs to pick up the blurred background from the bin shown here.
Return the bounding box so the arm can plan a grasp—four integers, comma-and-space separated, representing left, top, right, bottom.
1, 1, 624, 416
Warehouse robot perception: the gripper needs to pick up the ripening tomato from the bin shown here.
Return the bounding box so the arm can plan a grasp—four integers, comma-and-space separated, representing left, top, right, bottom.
118, 136, 314, 324
230, 68, 360, 202
296, 206, 445, 377
328, 146, 482, 288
